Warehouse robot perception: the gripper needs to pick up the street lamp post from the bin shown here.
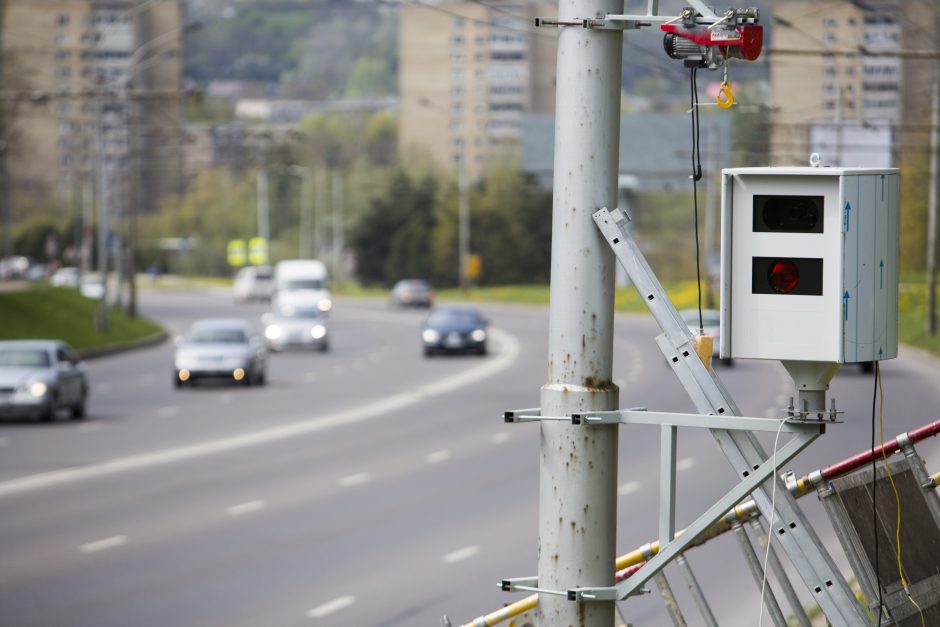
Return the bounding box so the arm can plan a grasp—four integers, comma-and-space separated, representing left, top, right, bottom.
288, 165, 314, 259
457, 156, 470, 291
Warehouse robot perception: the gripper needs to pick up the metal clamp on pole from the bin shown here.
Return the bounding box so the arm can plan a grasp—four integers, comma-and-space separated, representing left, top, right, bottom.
503, 408, 571, 423
499, 576, 537, 592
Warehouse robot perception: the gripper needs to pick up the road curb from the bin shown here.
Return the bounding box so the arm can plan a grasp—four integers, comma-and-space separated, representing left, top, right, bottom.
78, 329, 169, 361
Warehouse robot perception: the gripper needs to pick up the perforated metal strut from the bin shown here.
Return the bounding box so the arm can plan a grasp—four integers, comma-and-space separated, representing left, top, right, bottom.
586, 207, 870, 625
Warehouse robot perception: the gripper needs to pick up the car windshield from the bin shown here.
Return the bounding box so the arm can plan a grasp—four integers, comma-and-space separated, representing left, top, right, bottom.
428, 310, 482, 327
277, 305, 322, 319
285, 279, 324, 291
187, 328, 249, 344
0, 349, 51, 368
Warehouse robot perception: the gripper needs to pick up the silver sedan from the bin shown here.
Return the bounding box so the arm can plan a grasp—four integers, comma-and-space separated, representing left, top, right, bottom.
0, 340, 88, 421
174, 319, 267, 388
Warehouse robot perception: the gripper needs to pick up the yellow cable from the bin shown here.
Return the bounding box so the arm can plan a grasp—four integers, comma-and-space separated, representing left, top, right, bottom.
876, 362, 926, 627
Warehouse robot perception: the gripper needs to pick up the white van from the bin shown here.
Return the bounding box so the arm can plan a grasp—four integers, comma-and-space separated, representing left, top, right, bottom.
273, 260, 332, 315
233, 266, 275, 303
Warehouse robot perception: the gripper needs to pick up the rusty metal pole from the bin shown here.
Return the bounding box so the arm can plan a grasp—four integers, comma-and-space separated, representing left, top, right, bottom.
538, 1, 622, 625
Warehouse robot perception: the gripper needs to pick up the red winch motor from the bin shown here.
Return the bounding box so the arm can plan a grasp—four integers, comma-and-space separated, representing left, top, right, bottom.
662, 7, 763, 69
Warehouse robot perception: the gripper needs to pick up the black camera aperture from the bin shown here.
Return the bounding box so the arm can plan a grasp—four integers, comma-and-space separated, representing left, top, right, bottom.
753, 195, 824, 233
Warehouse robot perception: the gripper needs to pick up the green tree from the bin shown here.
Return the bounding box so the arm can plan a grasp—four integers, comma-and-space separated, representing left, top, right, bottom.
351, 171, 437, 286
430, 165, 553, 286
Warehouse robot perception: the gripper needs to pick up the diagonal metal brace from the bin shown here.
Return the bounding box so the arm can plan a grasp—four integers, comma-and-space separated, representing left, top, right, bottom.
569, 429, 821, 602
572, 409, 830, 434
592, 207, 871, 625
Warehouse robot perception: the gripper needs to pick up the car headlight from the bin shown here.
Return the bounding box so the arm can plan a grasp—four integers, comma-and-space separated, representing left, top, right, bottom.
471, 329, 487, 342
317, 299, 332, 312
265, 325, 282, 340
311, 325, 326, 340
29, 381, 49, 397
422, 329, 441, 343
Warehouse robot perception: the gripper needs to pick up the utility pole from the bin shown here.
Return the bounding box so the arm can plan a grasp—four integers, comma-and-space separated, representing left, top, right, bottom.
458, 157, 470, 291
290, 165, 313, 259
95, 94, 110, 332
928, 63, 939, 334
256, 168, 270, 245
539, 1, 622, 625
331, 170, 344, 284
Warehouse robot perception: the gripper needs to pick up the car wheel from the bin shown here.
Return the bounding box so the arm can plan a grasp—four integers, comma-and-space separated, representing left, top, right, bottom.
39, 395, 57, 422
71, 390, 87, 420
256, 369, 266, 386
477, 344, 488, 356
174, 375, 184, 389
424, 347, 434, 357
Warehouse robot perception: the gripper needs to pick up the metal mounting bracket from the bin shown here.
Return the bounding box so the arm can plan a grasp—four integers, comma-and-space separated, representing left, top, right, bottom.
581, 207, 872, 625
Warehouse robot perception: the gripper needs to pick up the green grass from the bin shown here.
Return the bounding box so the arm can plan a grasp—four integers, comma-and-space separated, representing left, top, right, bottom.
0, 285, 163, 353
434, 281, 710, 312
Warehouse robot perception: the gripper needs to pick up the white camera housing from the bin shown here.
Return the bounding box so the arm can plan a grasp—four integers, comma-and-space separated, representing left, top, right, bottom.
719, 167, 899, 364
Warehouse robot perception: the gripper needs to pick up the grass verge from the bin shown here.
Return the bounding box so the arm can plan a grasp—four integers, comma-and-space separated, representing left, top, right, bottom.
0, 285, 163, 354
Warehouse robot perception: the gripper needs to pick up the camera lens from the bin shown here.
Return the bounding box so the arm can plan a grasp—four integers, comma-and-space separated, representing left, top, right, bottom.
754, 196, 823, 233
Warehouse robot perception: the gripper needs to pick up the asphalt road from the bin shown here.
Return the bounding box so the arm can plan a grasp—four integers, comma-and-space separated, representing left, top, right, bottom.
1, 288, 938, 627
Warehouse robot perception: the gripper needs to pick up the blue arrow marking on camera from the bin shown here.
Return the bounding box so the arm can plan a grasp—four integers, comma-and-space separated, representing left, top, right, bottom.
844, 290, 850, 320
881, 175, 885, 200
844, 201, 852, 233
880, 259, 884, 288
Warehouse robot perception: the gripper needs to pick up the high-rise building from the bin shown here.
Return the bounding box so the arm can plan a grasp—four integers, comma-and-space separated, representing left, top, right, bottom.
2, 0, 184, 216
398, 0, 557, 181
769, 0, 936, 167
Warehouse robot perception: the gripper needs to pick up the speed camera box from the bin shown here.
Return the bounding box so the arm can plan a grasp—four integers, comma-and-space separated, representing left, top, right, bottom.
719, 167, 899, 363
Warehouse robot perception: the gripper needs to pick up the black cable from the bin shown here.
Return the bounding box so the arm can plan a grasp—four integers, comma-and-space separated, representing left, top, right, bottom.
689, 66, 703, 332
872, 361, 883, 625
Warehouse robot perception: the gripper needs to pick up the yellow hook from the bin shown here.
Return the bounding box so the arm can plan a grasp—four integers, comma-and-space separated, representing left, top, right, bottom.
716, 81, 735, 109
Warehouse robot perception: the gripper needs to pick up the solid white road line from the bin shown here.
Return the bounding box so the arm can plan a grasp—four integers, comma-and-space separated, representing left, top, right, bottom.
491, 432, 511, 445
338, 472, 370, 487
306, 596, 356, 619
79, 535, 127, 553
618, 481, 641, 496
156, 405, 179, 418
0, 328, 520, 499
226, 500, 266, 516
426, 450, 451, 464
676, 457, 696, 472
442, 545, 479, 564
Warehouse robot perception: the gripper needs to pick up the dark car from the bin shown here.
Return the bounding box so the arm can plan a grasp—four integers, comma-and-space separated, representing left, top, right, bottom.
421, 306, 488, 356
390, 279, 434, 308
0, 340, 88, 421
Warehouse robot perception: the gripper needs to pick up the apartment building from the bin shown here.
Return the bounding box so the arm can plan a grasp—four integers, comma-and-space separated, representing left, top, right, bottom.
769, 0, 936, 167
2, 0, 184, 215
398, 0, 556, 181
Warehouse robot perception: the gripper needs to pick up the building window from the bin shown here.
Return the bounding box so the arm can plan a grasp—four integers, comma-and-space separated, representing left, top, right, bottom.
55, 34, 70, 46
56, 51, 71, 61
824, 33, 837, 46
57, 14, 70, 27
451, 35, 464, 46
450, 53, 464, 64
823, 101, 835, 110
451, 69, 464, 81
452, 17, 464, 29
57, 66, 71, 78
475, 36, 485, 46
823, 18, 837, 28
57, 103, 71, 114
824, 67, 837, 77
822, 83, 836, 95
491, 51, 525, 61
58, 120, 73, 133
451, 86, 464, 97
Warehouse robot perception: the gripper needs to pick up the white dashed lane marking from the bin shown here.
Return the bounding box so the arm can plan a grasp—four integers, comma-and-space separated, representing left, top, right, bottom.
227, 500, 265, 516
338, 473, 370, 487
491, 432, 511, 445
618, 481, 641, 496
79, 535, 127, 554
306, 596, 356, 619
426, 450, 451, 464
442, 546, 479, 564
